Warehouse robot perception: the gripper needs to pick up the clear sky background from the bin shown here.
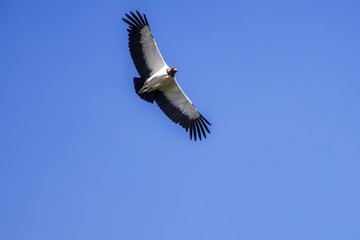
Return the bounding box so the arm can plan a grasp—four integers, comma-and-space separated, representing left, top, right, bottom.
1, 0, 360, 239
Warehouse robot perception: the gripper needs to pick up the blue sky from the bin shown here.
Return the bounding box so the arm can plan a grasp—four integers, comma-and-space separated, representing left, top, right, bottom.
1, 0, 360, 239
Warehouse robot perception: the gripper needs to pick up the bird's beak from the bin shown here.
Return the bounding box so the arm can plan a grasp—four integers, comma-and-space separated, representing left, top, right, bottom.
173, 68, 177, 72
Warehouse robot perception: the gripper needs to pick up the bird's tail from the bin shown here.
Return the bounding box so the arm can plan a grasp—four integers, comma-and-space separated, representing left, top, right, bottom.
133, 77, 157, 103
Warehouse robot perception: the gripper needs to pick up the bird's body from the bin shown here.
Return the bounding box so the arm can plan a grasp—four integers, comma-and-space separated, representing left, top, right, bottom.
138, 65, 172, 94
123, 11, 211, 141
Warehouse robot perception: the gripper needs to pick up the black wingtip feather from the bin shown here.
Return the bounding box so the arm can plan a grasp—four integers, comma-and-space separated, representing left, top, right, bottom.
195, 121, 202, 141
122, 18, 136, 28
193, 123, 197, 141
136, 10, 146, 26
130, 11, 143, 27
199, 117, 210, 134
144, 13, 149, 26
200, 115, 211, 126
190, 124, 193, 140
125, 13, 141, 28
198, 120, 206, 138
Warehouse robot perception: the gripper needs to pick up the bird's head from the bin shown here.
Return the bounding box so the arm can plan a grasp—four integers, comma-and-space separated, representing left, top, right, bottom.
167, 67, 178, 77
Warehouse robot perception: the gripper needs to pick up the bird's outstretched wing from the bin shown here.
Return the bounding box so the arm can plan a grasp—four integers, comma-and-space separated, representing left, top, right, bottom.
155, 80, 211, 141
122, 11, 167, 79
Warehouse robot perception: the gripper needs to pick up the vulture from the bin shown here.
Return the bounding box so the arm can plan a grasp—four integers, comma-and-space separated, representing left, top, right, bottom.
122, 11, 211, 141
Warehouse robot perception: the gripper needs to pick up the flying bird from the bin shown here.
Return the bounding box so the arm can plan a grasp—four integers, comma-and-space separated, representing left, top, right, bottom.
122, 11, 211, 141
